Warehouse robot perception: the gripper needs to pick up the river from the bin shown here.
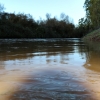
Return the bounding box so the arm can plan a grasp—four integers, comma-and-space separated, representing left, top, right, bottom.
0, 39, 100, 100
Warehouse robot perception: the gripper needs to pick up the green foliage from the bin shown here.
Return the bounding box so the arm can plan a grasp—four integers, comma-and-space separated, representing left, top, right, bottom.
0, 12, 77, 38
0, 2, 92, 38
84, 0, 100, 28
1, 2, 96, 38
80, 0, 100, 40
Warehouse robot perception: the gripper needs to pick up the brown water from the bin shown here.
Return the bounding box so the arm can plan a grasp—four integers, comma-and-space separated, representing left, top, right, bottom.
0, 39, 100, 100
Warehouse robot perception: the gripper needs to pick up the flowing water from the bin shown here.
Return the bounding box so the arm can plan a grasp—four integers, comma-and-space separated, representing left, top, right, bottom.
0, 39, 100, 100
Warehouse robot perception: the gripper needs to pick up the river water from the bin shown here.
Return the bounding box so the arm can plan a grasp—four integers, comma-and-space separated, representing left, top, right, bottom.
0, 39, 100, 100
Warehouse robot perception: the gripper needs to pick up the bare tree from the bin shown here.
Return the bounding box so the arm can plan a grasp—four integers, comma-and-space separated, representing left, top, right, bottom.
0, 3, 5, 13
60, 13, 69, 23
60, 13, 66, 20
46, 13, 51, 20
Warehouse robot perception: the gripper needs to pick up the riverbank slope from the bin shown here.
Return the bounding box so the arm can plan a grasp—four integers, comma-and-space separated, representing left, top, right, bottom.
82, 28, 100, 41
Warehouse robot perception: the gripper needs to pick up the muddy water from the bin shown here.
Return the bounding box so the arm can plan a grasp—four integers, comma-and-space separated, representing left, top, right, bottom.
0, 39, 100, 100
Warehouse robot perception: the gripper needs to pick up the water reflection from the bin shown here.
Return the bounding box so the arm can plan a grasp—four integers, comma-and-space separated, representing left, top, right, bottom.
0, 39, 79, 67
0, 39, 100, 100
84, 41, 100, 72
0, 39, 75, 60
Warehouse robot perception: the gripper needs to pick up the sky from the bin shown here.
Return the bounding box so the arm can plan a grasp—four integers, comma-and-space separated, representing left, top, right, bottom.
0, 0, 86, 25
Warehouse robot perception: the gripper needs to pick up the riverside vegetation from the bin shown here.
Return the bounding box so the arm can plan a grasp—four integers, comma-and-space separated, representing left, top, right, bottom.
82, 0, 100, 41
0, 0, 100, 39
0, 3, 90, 39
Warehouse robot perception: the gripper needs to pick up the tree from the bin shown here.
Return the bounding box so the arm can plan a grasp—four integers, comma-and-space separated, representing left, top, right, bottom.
84, 0, 100, 28
46, 13, 51, 20
60, 13, 69, 23
0, 3, 5, 13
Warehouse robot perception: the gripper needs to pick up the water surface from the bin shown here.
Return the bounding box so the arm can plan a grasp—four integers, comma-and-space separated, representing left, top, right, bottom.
0, 39, 100, 100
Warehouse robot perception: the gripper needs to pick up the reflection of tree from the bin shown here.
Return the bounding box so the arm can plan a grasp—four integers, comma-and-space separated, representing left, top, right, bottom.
75, 40, 100, 72
75, 40, 86, 54
84, 51, 100, 72
0, 39, 75, 62
0, 61, 5, 69
83, 41, 100, 72
71, 40, 88, 61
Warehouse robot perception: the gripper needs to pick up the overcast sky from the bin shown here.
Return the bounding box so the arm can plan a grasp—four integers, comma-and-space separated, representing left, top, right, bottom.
0, 0, 86, 24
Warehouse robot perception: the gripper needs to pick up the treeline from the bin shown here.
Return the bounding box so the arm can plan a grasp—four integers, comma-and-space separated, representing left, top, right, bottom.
0, 3, 88, 38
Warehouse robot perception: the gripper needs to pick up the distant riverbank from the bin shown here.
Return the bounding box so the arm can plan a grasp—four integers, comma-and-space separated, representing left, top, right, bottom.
0, 12, 87, 39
